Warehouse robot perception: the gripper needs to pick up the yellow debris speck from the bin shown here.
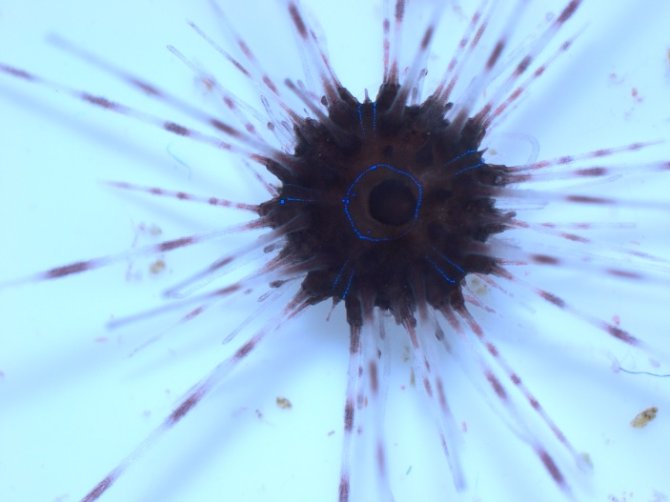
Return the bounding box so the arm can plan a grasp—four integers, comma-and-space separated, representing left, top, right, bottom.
276, 396, 292, 409
630, 406, 658, 428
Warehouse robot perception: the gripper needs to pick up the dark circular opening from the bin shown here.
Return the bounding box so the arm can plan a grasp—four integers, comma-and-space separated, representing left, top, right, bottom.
368, 179, 417, 226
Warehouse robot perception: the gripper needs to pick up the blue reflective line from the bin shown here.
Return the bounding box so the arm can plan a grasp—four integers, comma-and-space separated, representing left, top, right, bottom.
453, 161, 485, 176
413, 180, 424, 219
444, 148, 479, 167
356, 103, 365, 135
371, 102, 377, 131
279, 196, 314, 205
331, 260, 349, 290
341, 270, 355, 300
426, 257, 456, 285
432, 248, 465, 274
341, 196, 376, 242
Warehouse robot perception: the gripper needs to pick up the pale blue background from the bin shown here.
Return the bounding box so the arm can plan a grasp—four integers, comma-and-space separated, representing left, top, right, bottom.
0, 1, 669, 501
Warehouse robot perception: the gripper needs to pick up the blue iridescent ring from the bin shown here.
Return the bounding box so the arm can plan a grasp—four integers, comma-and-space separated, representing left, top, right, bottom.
342, 163, 423, 242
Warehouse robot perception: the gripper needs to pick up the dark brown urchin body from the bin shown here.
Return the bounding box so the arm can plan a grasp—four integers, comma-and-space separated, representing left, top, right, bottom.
260, 83, 514, 326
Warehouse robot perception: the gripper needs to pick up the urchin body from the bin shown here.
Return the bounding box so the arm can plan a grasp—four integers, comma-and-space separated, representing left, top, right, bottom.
262, 83, 512, 326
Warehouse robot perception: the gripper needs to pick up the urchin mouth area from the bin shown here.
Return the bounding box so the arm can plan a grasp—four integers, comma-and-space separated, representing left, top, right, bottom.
344, 163, 423, 241
261, 83, 513, 324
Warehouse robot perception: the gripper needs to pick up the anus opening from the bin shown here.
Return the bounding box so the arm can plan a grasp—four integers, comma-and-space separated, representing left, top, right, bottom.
343, 163, 423, 241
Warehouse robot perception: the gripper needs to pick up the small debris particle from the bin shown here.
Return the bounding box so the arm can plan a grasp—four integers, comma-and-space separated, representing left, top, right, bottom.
580, 452, 593, 468
630, 406, 658, 428
136, 222, 163, 236
467, 275, 488, 296
327, 430, 335, 437
608, 72, 624, 85
276, 396, 292, 409
614, 361, 670, 378
609, 491, 634, 502
150, 259, 166, 274
200, 75, 217, 92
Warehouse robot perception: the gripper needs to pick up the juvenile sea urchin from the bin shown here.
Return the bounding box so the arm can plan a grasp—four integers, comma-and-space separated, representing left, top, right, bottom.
1, 1, 669, 501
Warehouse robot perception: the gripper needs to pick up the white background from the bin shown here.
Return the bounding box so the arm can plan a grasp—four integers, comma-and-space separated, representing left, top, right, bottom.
1, 1, 669, 501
